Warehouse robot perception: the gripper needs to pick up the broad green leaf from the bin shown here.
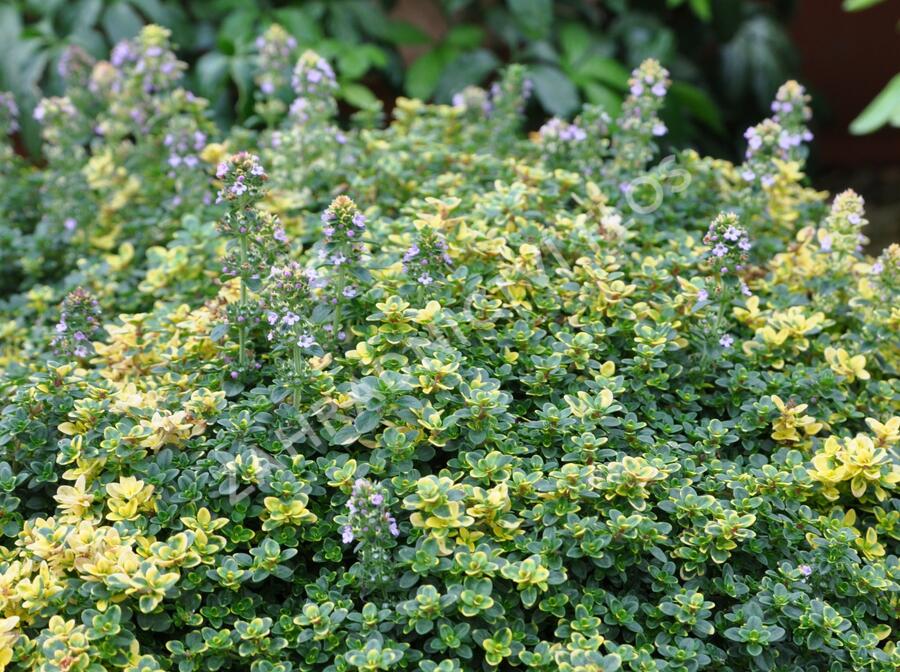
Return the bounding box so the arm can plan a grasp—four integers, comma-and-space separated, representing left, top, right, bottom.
330, 425, 360, 446
843, 0, 887, 10
583, 81, 622, 117
405, 49, 448, 100
507, 0, 553, 39
530, 64, 580, 117
337, 49, 372, 80
101, 1, 144, 44
194, 51, 230, 99
689, 0, 712, 21
217, 7, 259, 52
574, 56, 629, 90
382, 20, 430, 46
559, 23, 592, 67
57, 0, 103, 35
445, 25, 485, 50
433, 49, 498, 102
850, 73, 900, 134
670, 81, 724, 133
340, 82, 380, 110
273, 7, 322, 44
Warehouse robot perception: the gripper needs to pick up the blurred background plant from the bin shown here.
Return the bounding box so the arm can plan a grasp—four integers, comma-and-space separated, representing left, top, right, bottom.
1, 0, 802, 158
1, 0, 897, 242
843, 0, 900, 134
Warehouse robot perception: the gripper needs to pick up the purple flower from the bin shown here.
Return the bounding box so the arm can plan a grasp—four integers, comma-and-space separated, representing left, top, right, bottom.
723, 226, 742, 242
651, 82, 667, 97
273, 227, 288, 243
696, 289, 709, 303
651, 122, 667, 137
738, 238, 752, 251
352, 212, 366, 228
630, 83, 644, 97
418, 273, 433, 286
64, 218, 77, 232
719, 334, 734, 348
297, 333, 316, 348
341, 526, 354, 544
712, 243, 728, 258
798, 564, 812, 578
370, 493, 384, 506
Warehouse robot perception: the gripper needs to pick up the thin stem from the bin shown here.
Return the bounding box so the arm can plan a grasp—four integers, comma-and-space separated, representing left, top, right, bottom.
238, 232, 248, 367
333, 271, 345, 339
292, 343, 303, 408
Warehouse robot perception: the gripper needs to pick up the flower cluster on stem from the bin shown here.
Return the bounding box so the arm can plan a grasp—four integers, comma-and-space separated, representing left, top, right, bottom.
289, 50, 338, 125
402, 227, 452, 291
741, 81, 813, 188
338, 478, 400, 595
263, 261, 319, 406
319, 195, 367, 340
611, 58, 670, 175
215, 152, 287, 377
818, 189, 868, 258
51, 288, 103, 360
255, 24, 297, 98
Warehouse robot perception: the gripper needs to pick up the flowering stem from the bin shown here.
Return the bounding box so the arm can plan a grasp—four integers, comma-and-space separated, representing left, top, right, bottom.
333, 272, 345, 339
292, 343, 303, 408
238, 233, 248, 367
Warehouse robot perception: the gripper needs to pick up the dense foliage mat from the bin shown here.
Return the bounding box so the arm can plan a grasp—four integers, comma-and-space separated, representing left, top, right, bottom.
0, 25, 898, 672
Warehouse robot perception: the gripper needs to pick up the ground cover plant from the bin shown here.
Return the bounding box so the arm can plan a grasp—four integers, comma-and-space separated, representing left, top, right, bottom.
0, 23, 899, 672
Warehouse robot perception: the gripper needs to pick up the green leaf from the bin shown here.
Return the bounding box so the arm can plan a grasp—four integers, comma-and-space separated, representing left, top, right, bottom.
340, 82, 380, 110
433, 49, 498, 102
382, 20, 430, 46
194, 52, 229, 99
843, 0, 886, 11
354, 410, 381, 434
405, 49, 448, 99
337, 49, 372, 80
445, 25, 485, 50
669, 81, 724, 133
689, 0, 712, 21
507, 0, 553, 39
583, 82, 622, 117
850, 73, 900, 134
529, 64, 580, 117
273, 7, 322, 44
101, 1, 144, 44
559, 23, 592, 66
217, 7, 259, 52
330, 425, 360, 446
57, 0, 103, 35
573, 56, 629, 90
229, 55, 254, 115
